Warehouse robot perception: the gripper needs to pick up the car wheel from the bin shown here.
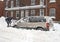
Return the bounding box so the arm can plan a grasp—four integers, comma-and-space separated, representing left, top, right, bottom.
36, 27, 44, 31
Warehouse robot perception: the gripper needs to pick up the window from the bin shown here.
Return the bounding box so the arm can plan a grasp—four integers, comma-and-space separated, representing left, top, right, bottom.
6, 11, 8, 17
11, 1, 14, 7
21, 10, 24, 18
16, 11, 19, 19
31, 10, 35, 16
11, 11, 13, 17
6, 0, 9, 8
49, 8, 56, 16
6, 1, 8, 8
40, 0, 44, 5
40, 9, 44, 16
31, 0, 35, 5
16, 0, 19, 6
50, 0, 56, 3
25, 10, 29, 17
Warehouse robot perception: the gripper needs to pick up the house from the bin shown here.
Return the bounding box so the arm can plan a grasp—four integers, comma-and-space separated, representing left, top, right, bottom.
4, 0, 60, 21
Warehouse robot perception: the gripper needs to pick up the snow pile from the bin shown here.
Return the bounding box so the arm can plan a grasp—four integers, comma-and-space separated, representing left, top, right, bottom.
53, 23, 60, 31
0, 16, 7, 28
49, 23, 60, 31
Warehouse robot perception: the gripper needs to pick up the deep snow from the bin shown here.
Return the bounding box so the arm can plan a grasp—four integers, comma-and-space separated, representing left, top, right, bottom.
0, 16, 60, 42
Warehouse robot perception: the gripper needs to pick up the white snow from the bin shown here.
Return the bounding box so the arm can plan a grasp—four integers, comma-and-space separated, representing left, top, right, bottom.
53, 23, 60, 31
0, 16, 60, 42
11, 19, 17, 26
0, 16, 7, 28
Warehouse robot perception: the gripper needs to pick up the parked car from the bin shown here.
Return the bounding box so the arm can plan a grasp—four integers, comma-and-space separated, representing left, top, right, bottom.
14, 16, 54, 31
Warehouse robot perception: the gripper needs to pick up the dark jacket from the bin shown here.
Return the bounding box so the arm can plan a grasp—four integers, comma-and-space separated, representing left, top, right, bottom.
5, 17, 12, 24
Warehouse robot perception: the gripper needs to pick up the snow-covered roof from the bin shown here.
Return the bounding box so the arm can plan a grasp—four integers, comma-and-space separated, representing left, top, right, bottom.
5, 5, 45, 11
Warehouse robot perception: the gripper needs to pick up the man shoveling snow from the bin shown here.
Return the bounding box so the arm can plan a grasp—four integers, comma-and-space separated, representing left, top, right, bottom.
5, 17, 13, 27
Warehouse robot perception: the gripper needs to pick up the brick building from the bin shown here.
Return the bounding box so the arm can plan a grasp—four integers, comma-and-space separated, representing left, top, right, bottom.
0, 1, 5, 17
4, 0, 60, 21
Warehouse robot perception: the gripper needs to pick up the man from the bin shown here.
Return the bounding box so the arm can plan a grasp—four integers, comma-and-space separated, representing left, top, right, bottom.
5, 17, 12, 27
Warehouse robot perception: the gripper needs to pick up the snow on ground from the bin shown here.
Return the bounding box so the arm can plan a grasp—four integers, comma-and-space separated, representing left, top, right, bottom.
0, 16, 60, 42
53, 23, 60, 31
0, 16, 7, 27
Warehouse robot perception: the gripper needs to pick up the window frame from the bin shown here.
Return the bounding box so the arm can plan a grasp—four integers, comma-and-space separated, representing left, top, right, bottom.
16, 11, 19, 19
40, 9, 44, 16
40, 0, 44, 5
11, 11, 13, 17
31, 0, 35, 5
31, 10, 35, 16
21, 10, 24, 18
6, 0, 10, 8
25, 10, 29, 17
16, 0, 19, 7
49, 8, 56, 17
11, 1, 14, 8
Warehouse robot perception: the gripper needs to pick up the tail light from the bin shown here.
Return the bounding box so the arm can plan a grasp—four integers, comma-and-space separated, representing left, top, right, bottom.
46, 22, 49, 30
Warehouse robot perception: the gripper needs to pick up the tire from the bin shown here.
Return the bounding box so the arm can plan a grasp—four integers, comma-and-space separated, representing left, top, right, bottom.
36, 27, 49, 31
36, 27, 44, 31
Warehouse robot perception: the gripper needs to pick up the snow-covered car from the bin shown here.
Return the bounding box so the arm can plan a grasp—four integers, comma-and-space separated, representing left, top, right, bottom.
15, 16, 54, 31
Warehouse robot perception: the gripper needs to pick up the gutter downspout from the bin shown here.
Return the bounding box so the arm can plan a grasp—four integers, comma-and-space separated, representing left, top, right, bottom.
46, 0, 47, 16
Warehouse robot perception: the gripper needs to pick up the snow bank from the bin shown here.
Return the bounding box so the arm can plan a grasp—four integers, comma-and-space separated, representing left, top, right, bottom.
0, 28, 60, 42
53, 23, 60, 31
0, 16, 7, 28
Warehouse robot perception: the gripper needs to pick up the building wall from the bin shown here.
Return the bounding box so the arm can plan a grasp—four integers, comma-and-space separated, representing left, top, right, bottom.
47, 0, 56, 20
47, 0, 60, 21
4, 0, 60, 21
0, 1, 4, 17
56, 0, 60, 21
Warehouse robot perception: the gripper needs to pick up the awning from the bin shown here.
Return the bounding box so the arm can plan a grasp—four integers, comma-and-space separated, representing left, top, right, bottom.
5, 5, 46, 11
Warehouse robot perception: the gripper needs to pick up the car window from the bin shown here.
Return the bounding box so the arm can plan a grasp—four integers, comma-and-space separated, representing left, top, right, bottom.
29, 17, 46, 22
